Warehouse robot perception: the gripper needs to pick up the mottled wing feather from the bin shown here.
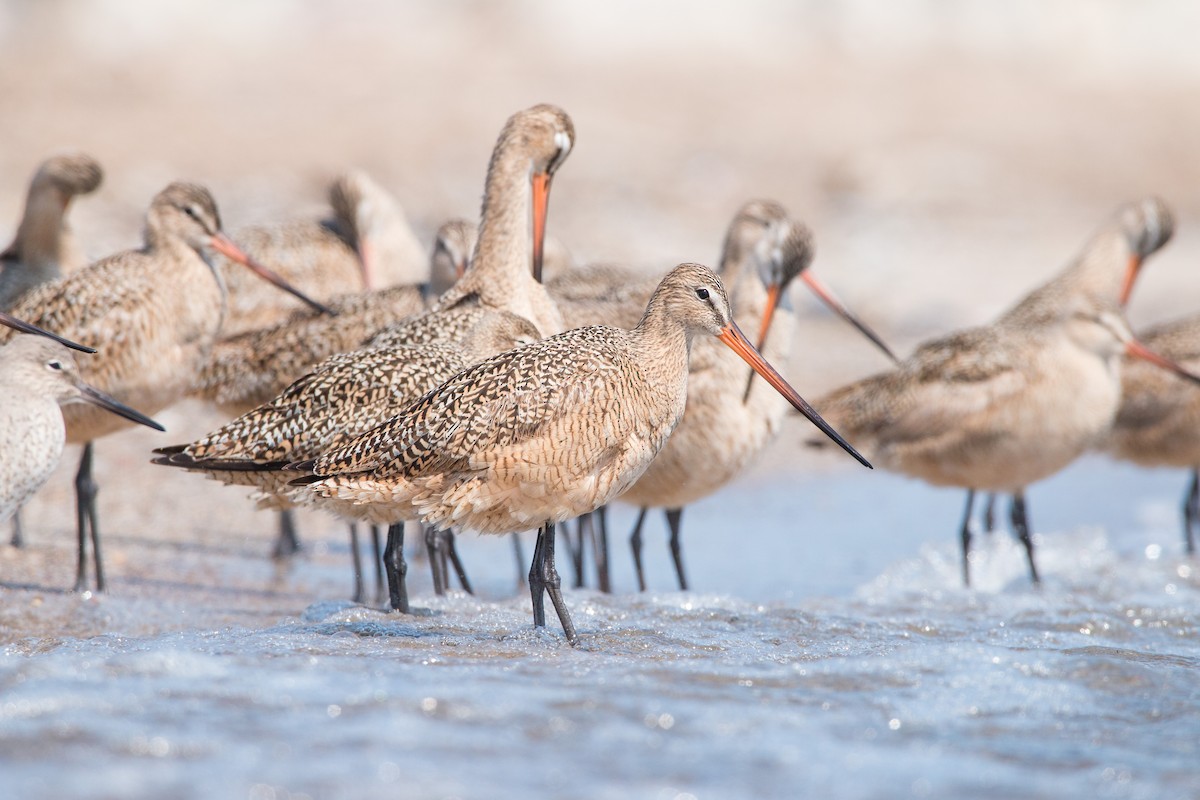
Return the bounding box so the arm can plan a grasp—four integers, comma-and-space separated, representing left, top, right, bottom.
195, 285, 425, 409
365, 302, 489, 350
1, 255, 157, 347
310, 327, 631, 480
819, 326, 1027, 445
185, 342, 470, 463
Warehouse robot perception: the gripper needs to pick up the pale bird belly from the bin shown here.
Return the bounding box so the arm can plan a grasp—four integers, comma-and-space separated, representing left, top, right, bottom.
886, 352, 1121, 492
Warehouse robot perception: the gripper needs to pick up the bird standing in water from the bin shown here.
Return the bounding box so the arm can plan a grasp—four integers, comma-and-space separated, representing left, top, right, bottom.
811, 198, 1193, 586
291, 263, 871, 643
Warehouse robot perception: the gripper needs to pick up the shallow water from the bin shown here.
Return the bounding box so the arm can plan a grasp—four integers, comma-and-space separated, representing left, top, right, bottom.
2, 457, 1199, 800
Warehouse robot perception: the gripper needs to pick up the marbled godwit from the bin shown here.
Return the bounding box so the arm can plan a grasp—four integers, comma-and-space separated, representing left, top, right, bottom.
1, 181, 329, 592
197, 282, 430, 561
154, 311, 541, 608
619, 202, 896, 591
545, 202, 894, 591
1105, 312, 1200, 554
217, 170, 425, 336
811, 197, 1187, 586
0, 152, 103, 310
0, 336, 163, 526
191, 103, 573, 579
289, 263, 871, 642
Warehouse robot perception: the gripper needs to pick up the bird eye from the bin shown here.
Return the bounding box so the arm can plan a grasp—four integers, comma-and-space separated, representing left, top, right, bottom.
47, 360, 63, 371
695, 287, 710, 300
184, 205, 201, 221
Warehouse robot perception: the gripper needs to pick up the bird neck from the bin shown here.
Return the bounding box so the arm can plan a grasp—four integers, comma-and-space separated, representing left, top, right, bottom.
8, 186, 79, 273
1002, 228, 1129, 327
634, 292, 694, 363
438, 145, 564, 336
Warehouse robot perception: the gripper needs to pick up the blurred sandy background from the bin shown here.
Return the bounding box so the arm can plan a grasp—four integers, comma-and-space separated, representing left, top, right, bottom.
3, 0, 1200, 610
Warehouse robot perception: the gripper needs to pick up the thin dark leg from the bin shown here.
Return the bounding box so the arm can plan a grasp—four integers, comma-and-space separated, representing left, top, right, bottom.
665, 507, 688, 591
370, 525, 385, 604
959, 489, 976, 588
981, 493, 997, 534
382, 522, 409, 613
1182, 469, 1198, 556
529, 521, 577, 643
424, 524, 446, 596
573, 520, 587, 589
559, 520, 584, 589
74, 443, 103, 592
511, 533, 526, 589
443, 529, 473, 595
528, 527, 547, 628
273, 508, 301, 559
348, 522, 365, 604
73, 447, 91, 593
10, 509, 24, 548
629, 508, 649, 592
592, 507, 612, 593
1010, 491, 1040, 586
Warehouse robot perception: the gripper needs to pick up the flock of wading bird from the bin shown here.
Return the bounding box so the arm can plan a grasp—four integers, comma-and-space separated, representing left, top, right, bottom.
1, 104, 1199, 644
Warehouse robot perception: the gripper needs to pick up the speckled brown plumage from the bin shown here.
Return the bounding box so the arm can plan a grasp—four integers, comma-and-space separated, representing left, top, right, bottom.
196, 284, 427, 416
294, 264, 753, 534
157, 311, 541, 512
292, 262, 864, 640
0, 152, 103, 309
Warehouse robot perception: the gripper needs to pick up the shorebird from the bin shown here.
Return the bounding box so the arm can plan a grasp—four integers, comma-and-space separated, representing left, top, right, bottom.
154, 311, 541, 608
1, 335, 163, 527
289, 263, 871, 643
811, 197, 1190, 586
1105, 312, 1200, 554
1, 181, 329, 592
618, 202, 896, 591
0, 152, 103, 309
545, 202, 894, 591
161, 102, 576, 602
217, 170, 425, 336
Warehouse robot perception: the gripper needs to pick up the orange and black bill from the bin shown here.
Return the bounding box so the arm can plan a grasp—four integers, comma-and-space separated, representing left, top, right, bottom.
78, 383, 165, 431
0, 311, 96, 354
800, 271, 897, 362
719, 320, 872, 469
1127, 338, 1200, 386
209, 233, 337, 317
1118, 255, 1141, 307
531, 171, 551, 283
744, 270, 897, 402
